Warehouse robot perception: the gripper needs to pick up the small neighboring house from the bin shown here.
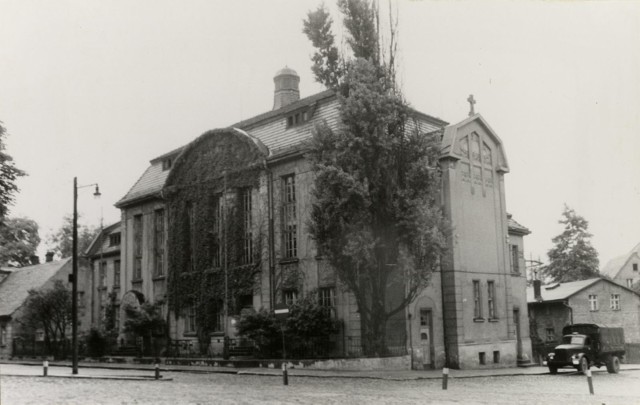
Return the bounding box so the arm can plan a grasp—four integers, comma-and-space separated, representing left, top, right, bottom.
84, 222, 122, 333
601, 242, 640, 289
0, 257, 91, 358
527, 278, 640, 363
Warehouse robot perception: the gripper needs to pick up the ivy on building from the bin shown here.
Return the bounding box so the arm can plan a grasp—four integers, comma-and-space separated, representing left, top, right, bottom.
164, 129, 267, 347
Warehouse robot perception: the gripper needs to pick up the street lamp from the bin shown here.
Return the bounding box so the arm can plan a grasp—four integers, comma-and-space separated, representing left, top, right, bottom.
71, 177, 100, 374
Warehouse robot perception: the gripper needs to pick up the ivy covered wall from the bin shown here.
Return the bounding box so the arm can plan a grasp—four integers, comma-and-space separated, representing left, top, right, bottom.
164, 129, 268, 343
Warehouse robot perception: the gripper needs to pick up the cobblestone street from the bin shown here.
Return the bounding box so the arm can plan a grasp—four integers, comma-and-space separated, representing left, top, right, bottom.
2, 365, 640, 404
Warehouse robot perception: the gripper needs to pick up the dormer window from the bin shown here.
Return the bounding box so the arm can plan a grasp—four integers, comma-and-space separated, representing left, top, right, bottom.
286, 109, 309, 129
162, 158, 173, 171
109, 232, 121, 247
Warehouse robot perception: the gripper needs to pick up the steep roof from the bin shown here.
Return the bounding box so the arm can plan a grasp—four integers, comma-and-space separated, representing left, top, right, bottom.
601, 242, 640, 278
526, 277, 640, 304
0, 258, 71, 317
84, 222, 122, 257
116, 89, 448, 209
507, 214, 531, 236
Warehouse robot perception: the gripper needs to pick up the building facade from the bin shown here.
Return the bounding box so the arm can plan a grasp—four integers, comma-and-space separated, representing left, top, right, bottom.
527, 277, 640, 363
601, 242, 640, 289
104, 67, 531, 368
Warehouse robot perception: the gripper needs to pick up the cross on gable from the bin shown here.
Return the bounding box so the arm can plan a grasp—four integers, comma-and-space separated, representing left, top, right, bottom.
467, 94, 476, 116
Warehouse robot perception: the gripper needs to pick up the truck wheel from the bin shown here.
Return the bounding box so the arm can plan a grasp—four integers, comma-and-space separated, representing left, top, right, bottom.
578, 357, 589, 374
548, 366, 558, 374
606, 356, 620, 374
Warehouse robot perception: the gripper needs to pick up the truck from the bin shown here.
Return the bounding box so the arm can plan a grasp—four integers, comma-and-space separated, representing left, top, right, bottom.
545, 324, 625, 374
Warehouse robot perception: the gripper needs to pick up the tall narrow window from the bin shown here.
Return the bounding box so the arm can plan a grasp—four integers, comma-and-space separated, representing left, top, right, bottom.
487, 280, 496, 319
185, 305, 196, 334
610, 294, 620, 310
133, 214, 143, 280
473, 280, 482, 319
510, 245, 519, 273
241, 188, 253, 265
154, 209, 165, 276
319, 287, 336, 308
282, 174, 297, 259
113, 260, 121, 287
99, 261, 107, 288
546, 328, 555, 342
184, 202, 195, 272
589, 295, 598, 311
212, 194, 223, 268
627, 279, 634, 288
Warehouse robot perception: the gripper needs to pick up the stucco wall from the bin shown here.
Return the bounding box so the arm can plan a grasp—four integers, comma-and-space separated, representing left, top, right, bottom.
568, 281, 640, 343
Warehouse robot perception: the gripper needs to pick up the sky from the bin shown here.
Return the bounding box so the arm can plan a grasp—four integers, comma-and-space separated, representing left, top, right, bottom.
1, 0, 639, 270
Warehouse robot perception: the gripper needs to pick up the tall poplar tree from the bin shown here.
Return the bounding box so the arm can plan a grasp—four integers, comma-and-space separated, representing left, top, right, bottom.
543, 205, 599, 283
304, 0, 448, 355
0, 122, 26, 223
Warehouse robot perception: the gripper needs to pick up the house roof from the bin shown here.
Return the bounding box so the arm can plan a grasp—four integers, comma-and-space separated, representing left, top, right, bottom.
84, 222, 122, 257
0, 258, 71, 317
526, 277, 640, 304
116, 88, 448, 209
507, 213, 531, 236
601, 242, 640, 278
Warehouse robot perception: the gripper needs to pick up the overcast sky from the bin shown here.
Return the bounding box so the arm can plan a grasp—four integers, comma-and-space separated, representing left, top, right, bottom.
1, 0, 639, 269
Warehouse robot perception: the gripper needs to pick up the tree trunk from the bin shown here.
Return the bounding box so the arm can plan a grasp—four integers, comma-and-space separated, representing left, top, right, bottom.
360, 303, 388, 357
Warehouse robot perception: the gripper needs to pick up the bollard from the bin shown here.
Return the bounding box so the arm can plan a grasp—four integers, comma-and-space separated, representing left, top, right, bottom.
155, 363, 160, 380
586, 369, 594, 395
43, 360, 48, 377
442, 367, 449, 390
282, 363, 289, 386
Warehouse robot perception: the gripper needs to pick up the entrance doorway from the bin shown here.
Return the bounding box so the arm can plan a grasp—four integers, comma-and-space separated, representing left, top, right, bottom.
419, 309, 433, 369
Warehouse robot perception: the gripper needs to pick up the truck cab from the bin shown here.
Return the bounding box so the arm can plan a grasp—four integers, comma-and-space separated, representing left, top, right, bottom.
545, 324, 624, 375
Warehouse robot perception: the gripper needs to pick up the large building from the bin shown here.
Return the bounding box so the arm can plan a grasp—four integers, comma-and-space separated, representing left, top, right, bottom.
100, 67, 531, 369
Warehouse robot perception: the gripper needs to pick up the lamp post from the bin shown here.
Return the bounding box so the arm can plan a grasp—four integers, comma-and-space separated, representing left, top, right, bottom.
71, 177, 101, 374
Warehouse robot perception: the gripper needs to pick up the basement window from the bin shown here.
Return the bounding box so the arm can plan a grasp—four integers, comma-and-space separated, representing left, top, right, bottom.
493, 351, 500, 364
479, 352, 486, 365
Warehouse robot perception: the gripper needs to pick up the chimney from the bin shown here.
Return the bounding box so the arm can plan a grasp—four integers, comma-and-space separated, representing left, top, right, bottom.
273, 67, 300, 110
29, 255, 40, 265
45, 251, 55, 263
533, 279, 542, 302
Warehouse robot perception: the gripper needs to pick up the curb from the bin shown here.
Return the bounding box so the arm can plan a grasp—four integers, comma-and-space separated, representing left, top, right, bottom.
1, 374, 174, 381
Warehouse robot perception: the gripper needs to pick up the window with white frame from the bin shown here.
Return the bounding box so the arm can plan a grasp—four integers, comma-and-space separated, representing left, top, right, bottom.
319, 287, 336, 308
133, 214, 143, 280
487, 281, 497, 319
473, 280, 482, 319
588, 294, 598, 311
627, 279, 634, 288
154, 209, 165, 276
610, 294, 620, 310
283, 290, 298, 306
282, 174, 297, 259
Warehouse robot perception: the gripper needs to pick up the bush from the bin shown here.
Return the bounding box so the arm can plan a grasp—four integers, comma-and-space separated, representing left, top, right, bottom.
235, 294, 339, 358
85, 328, 108, 357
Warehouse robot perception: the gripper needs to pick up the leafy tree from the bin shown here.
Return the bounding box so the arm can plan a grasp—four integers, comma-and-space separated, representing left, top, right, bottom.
0, 216, 40, 267
304, 1, 448, 356
123, 301, 166, 337
22, 280, 72, 357
543, 205, 599, 283
47, 214, 99, 258
0, 122, 26, 223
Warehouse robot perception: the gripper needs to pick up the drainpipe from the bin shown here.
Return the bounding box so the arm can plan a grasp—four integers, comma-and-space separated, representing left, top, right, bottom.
562, 301, 573, 325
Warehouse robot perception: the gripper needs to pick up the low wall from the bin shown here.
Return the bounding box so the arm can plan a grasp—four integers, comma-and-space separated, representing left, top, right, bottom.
83, 355, 411, 371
